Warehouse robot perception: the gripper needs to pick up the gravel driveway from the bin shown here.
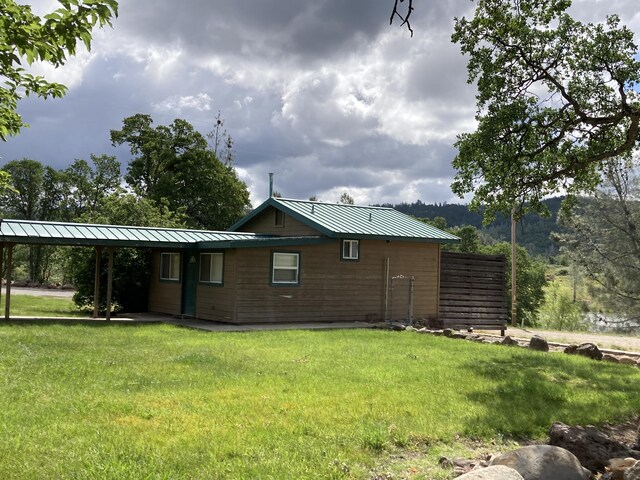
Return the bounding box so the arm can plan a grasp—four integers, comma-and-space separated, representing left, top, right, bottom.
7, 287, 75, 298
498, 327, 640, 353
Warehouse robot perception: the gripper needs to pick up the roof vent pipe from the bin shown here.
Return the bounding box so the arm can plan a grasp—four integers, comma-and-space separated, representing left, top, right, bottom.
268, 173, 274, 197
311, 204, 315, 214
369, 213, 372, 221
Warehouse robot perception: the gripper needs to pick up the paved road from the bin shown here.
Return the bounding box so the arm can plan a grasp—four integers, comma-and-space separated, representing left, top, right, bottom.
6, 287, 75, 298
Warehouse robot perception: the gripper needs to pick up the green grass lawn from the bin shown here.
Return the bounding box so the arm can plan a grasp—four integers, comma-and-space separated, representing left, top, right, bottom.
0, 294, 85, 317
1, 324, 639, 479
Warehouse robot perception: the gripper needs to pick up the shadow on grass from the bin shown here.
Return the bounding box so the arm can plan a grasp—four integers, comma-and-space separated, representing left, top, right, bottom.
0, 318, 163, 328
460, 348, 640, 438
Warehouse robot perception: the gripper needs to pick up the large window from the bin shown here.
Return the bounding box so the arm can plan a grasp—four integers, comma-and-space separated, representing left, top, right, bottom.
200, 252, 224, 284
342, 239, 359, 260
160, 252, 181, 281
272, 252, 300, 285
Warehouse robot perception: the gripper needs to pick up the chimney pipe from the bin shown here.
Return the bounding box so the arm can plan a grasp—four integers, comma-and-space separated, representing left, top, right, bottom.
269, 173, 274, 197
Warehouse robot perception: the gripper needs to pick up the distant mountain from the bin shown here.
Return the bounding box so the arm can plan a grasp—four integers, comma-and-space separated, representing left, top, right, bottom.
382, 197, 565, 257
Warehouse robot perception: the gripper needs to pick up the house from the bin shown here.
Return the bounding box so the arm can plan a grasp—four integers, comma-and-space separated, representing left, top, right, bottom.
0, 197, 459, 324
148, 197, 459, 324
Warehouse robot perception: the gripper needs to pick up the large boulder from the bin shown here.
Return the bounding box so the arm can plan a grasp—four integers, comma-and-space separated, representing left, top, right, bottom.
529, 335, 549, 352
489, 445, 591, 480
456, 465, 524, 479
549, 422, 640, 473
565, 343, 603, 361
502, 336, 520, 346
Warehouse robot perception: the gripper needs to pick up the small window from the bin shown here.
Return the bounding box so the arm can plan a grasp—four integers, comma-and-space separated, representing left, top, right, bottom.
274, 209, 285, 227
342, 240, 359, 260
272, 252, 300, 285
160, 253, 181, 281
200, 253, 223, 284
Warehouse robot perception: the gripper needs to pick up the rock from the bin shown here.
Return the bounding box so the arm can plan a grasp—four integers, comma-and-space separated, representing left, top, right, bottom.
625, 461, 640, 480
466, 334, 481, 341
443, 328, 455, 337
61, 283, 75, 290
453, 333, 468, 339
490, 445, 591, 480
502, 336, 519, 346
609, 458, 639, 480
405, 326, 418, 332
456, 465, 524, 479
529, 335, 549, 352
618, 356, 638, 365
603, 354, 620, 363
549, 422, 640, 473
565, 343, 603, 361
13, 280, 29, 287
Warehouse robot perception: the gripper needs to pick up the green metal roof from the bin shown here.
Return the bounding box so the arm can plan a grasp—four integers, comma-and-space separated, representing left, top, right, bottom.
229, 197, 460, 243
0, 219, 262, 248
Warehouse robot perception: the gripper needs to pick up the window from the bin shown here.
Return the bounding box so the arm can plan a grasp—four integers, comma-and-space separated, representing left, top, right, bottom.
160, 253, 181, 281
342, 239, 359, 260
200, 253, 224, 284
274, 209, 285, 227
272, 252, 300, 285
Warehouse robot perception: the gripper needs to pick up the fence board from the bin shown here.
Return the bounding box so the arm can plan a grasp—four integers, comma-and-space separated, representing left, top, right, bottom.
439, 251, 508, 334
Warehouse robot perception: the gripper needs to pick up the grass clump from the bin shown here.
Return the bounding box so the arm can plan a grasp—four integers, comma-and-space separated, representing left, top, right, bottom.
1, 325, 639, 479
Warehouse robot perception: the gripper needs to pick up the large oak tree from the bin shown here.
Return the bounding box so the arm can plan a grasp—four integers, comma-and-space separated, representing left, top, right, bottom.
451, 0, 640, 220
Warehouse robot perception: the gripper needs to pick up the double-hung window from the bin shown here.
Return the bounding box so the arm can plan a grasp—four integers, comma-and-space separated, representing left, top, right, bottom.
341, 239, 359, 260
200, 253, 224, 284
272, 252, 300, 285
160, 252, 181, 281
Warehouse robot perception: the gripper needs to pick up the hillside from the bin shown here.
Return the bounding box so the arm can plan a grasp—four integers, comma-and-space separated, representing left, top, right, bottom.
384, 197, 565, 257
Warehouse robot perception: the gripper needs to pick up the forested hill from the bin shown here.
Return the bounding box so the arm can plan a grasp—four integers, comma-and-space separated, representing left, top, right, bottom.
382, 197, 565, 257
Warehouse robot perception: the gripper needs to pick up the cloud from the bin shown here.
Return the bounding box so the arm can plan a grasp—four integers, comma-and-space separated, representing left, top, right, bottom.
3, 0, 639, 209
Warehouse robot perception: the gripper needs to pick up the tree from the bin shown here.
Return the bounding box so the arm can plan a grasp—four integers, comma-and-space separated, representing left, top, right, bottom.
111, 114, 251, 230
62, 154, 121, 218
451, 0, 640, 221
0, 0, 118, 140
557, 160, 640, 327
339, 192, 355, 205
0, 159, 65, 282
483, 242, 547, 326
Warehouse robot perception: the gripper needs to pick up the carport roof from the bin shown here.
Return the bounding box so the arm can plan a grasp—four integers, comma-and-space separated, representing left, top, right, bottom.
0, 219, 263, 248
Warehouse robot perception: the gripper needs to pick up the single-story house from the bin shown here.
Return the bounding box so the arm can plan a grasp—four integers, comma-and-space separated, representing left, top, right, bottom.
0, 197, 459, 324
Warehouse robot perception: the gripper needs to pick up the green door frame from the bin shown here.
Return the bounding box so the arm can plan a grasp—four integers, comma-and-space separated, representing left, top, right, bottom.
182, 250, 198, 317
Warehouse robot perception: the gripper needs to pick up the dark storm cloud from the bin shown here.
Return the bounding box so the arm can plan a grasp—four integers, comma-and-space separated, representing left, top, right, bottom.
3, 0, 638, 207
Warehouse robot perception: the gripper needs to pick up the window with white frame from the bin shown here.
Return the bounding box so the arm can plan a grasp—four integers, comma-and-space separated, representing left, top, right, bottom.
272, 252, 300, 285
200, 252, 224, 284
160, 252, 181, 281
342, 239, 359, 260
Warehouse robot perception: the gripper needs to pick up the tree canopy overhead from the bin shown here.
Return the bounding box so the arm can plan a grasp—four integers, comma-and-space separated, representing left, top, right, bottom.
0, 0, 118, 140
451, 0, 640, 220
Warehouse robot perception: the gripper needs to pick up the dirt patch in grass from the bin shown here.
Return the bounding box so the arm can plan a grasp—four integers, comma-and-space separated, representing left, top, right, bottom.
367, 417, 639, 479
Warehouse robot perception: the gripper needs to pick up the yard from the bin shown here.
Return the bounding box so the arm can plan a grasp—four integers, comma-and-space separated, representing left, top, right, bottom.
1, 319, 640, 479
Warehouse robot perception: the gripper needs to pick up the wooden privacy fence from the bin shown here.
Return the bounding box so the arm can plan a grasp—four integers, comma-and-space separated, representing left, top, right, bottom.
439, 251, 508, 334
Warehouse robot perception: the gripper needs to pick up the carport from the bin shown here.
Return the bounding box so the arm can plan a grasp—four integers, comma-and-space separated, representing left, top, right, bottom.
0, 219, 258, 320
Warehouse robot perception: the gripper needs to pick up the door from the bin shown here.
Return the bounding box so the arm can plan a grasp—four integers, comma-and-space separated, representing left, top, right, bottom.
182, 251, 198, 317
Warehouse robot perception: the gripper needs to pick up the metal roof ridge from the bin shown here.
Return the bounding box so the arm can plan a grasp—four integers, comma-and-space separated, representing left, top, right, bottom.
274, 198, 394, 210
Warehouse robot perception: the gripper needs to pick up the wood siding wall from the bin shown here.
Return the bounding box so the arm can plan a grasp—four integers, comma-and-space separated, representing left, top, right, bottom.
148, 250, 182, 315
237, 206, 318, 236
195, 250, 237, 322
439, 251, 508, 330
232, 240, 440, 324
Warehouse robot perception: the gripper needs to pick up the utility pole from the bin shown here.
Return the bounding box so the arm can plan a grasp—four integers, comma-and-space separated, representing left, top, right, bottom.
511, 209, 517, 326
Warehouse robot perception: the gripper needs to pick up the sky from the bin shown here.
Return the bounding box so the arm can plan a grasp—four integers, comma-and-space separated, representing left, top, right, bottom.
3, 1, 640, 207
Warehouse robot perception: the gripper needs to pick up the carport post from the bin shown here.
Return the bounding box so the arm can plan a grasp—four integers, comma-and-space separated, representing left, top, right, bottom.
105, 247, 114, 321
93, 246, 102, 318
4, 243, 13, 320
